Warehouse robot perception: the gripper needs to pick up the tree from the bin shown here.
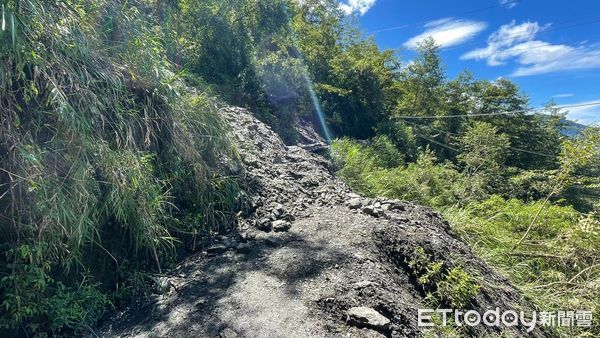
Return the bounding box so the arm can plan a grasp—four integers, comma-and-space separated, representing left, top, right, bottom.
293, 0, 400, 139
393, 38, 452, 157
457, 122, 510, 198
395, 37, 445, 119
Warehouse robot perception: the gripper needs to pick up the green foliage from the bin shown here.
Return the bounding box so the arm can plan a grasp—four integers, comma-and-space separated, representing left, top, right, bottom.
0, 244, 108, 336
293, 0, 400, 138
436, 267, 481, 309
446, 196, 598, 337
457, 122, 510, 199
331, 138, 381, 193
407, 247, 480, 309
507, 169, 555, 201
457, 122, 510, 174
395, 38, 446, 120
0, 1, 244, 335
333, 139, 467, 208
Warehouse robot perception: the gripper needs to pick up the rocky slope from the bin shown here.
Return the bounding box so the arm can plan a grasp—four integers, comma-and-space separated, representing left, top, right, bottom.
98, 106, 551, 337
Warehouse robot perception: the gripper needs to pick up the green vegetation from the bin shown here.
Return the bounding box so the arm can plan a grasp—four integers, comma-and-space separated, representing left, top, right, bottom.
0, 1, 246, 336
333, 110, 599, 337
407, 247, 481, 309
328, 27, 599, 338
1, 0, 598, 336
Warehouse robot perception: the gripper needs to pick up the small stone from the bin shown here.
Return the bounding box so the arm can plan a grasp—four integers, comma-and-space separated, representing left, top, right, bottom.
220, 327, 238, 338
352, 281, 375, 289
272, 220, 291, 232
272, 203, 285, 218
206, 244, 228, 255
374, 201, 381, 208
387, 202, 405, 211
362, 205, 379, 217
281, 213, 296, 222
257, 217, 272, 232
347, 198, 363, 210
265, 237, 280, 247
347, 307, 390, 331
238, 231, 256, 242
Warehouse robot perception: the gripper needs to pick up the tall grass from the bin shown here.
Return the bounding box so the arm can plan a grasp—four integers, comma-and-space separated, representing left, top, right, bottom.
445, 198, 598, 337
0, 1, 244, 335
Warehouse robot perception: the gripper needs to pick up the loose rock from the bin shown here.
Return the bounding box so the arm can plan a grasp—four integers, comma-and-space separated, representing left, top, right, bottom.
257, 217, 272, 232
346, 307, 390, 331
206, 244, 228, 255
281, 213, 296, 222
272, 203, 285, 218
362, 205, 380, 217
219, 327, 238, 338
272, 220, 291, 232
347, 198, 363, 210
238, 231, 256, 242
352, 281, 375, 289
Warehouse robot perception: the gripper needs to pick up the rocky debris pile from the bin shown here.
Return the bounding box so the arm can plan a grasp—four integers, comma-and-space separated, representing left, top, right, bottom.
255, 203, 294, 232
345, 194, 408, 219
98, 106, 552, 338
221, 106, 351, 224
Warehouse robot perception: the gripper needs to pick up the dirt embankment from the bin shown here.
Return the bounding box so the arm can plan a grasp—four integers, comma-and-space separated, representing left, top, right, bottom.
97, 106, 552, 337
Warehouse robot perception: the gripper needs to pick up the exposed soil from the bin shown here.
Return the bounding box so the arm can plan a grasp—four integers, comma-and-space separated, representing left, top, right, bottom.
97, 106, 553, 337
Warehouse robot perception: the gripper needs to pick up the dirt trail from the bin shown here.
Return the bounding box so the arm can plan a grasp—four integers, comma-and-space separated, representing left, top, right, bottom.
98, 106, 551, 337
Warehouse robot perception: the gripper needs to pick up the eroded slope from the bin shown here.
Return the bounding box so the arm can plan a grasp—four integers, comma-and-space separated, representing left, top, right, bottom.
98, 106, 551, 338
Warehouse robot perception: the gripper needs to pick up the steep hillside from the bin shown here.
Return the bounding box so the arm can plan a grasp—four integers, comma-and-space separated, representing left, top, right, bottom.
98, 106, 551, 338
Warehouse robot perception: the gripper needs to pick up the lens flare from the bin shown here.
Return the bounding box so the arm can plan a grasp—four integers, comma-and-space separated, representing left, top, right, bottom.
302, 72, 332, 143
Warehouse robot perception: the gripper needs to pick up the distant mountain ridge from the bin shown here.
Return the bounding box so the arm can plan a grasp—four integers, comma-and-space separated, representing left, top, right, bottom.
562, 119, 588, 137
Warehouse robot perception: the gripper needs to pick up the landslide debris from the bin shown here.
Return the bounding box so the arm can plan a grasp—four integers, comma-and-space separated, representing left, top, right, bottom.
97, 106, 551, 338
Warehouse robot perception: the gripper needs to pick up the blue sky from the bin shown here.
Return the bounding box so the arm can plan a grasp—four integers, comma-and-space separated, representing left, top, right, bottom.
339, 0, 600, 124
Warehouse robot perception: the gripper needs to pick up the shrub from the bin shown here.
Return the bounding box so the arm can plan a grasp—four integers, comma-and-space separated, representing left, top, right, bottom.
332, 139, 468, 208
0, 244, 108, 335
407, 247, 480, 309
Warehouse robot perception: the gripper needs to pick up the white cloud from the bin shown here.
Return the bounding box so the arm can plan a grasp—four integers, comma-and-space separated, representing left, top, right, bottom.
404, 18, 487, 50
512, 46, 600, 76
561, 100, 600, 125
339, 0, 377, 16
500, 0, 518, 9
461, 21, 549, 65
462, 21, 600, 76
552, 93, 575, 98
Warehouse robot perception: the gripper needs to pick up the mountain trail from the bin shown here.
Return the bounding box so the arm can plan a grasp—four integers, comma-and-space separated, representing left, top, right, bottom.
98, 106, 550, 337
